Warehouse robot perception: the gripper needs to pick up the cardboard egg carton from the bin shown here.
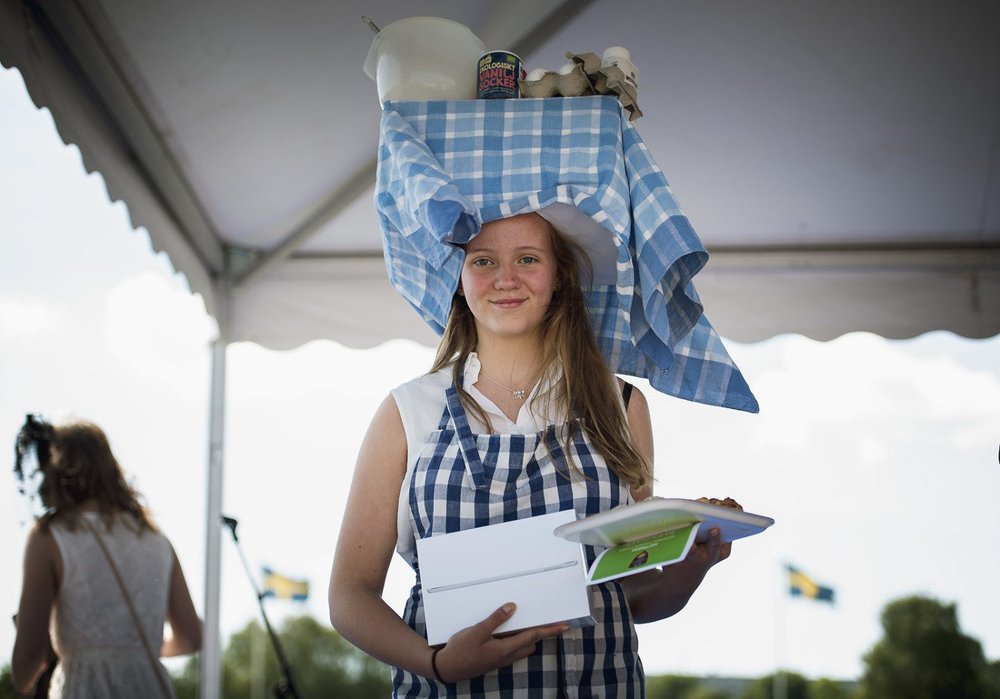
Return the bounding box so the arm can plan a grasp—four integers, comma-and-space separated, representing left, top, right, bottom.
520, 51, 643, 121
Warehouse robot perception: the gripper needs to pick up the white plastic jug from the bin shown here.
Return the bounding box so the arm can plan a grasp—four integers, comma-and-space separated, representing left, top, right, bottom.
363, 17, 486, 104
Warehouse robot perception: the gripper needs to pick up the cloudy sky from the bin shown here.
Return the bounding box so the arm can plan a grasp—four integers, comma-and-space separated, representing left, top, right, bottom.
2, 64, 998, 682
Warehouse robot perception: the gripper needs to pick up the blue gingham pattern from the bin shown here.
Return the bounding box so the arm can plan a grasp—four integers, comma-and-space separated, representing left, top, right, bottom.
394, 383, 643, 697
376, 96, 757, 412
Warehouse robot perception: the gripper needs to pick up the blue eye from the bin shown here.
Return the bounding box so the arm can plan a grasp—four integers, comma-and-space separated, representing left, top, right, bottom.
520, 256, 538, 264
470, 257, 492, 267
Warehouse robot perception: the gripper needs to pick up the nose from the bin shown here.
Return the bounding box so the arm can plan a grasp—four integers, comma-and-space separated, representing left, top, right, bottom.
493, 261, 519, 289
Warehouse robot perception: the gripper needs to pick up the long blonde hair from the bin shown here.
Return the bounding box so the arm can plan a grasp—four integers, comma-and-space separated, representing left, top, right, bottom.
39, 420, 157, 532
431, 215, 652, 491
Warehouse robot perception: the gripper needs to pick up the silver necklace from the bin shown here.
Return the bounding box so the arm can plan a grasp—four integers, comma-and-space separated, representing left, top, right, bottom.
478, 369, 530, 400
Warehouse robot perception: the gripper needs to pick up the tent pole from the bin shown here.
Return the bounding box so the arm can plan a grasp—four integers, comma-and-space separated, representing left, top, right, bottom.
200, 338, 227, 699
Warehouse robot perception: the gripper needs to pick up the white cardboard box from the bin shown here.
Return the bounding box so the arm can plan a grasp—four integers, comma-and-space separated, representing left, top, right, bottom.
416, 509, 593, 646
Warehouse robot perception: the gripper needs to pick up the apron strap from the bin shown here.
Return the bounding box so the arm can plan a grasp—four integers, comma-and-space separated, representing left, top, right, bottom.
445, 384, 490, 490
435, 403, 451, 430
621, 380, 634, 409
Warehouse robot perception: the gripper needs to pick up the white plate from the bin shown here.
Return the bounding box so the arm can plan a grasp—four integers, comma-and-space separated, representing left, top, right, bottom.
554, 497, 775, 547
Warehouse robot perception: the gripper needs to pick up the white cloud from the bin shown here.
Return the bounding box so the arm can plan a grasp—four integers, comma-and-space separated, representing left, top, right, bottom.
0, 295, 63, 341
748, 333, 1000, 452
104, 270, 217, 386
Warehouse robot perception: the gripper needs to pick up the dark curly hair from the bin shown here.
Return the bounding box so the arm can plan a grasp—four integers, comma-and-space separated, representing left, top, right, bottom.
14, 415, 156, 532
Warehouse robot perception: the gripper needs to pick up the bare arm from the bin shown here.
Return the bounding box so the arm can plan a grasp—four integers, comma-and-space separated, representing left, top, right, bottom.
617, 384, 732, 623
12, 524, 58, 695
329, 394, 567, 682
161, 546, 202, 657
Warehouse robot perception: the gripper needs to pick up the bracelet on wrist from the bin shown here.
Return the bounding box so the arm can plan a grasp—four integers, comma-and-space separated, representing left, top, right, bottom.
431, 646, 448, 684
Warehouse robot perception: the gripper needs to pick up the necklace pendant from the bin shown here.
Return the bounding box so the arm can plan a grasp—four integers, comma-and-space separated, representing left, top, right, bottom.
512, 389, 526, 399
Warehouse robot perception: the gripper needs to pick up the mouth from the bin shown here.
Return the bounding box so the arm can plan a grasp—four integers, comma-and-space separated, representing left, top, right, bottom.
491, 298, 526, 309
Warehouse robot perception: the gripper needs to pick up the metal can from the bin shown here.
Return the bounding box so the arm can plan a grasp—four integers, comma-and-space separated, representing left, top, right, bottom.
477, 51, 525, 99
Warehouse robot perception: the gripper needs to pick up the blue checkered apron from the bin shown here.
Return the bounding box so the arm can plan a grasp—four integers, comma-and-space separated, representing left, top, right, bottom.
393, 383, 644, 698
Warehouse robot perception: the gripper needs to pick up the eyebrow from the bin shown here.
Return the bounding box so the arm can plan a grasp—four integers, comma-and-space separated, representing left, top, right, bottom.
465, 245, 547, 255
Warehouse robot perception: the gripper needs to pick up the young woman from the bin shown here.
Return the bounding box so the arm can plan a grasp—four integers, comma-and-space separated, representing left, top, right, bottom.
329, 212, 730, 696
11, 417, 202, 698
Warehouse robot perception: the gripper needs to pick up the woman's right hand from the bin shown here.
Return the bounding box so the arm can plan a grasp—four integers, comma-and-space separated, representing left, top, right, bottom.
432, 603, 570, 683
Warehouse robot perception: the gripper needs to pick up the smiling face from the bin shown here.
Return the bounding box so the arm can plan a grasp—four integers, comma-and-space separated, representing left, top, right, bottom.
460, 213, 558, 345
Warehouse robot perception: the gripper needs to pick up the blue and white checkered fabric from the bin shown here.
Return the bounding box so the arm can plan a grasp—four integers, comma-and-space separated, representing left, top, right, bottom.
395, 385, 642, 695
376, 96, 758, 412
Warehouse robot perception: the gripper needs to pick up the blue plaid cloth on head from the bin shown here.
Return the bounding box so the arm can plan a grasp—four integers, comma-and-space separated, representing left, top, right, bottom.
376, 96, 758, 412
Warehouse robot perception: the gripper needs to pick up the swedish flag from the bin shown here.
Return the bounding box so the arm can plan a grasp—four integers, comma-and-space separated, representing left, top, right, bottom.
787, 565, 835, 604
262, 567, 309, 601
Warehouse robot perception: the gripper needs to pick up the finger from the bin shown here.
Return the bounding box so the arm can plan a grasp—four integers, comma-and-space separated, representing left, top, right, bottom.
489, 637, 539, 667
476, 602, 517, 637
717, 542, 732, 562
522, 623, 571, 651
499, 628, 566, 663
484, 632, 537, 666
490, 622, 567, 659
521, 623, 571, 644
517, 621, 571, 636
705, 527, 722, 560
492, 623, 557, 649
535, 622, 572, 637
512, 641, 541, 662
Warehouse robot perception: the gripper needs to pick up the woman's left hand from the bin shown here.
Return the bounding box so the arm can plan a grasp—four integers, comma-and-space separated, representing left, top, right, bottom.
662, 526, 730, 589
619, 384, 732, 622
620, 526, 731, 623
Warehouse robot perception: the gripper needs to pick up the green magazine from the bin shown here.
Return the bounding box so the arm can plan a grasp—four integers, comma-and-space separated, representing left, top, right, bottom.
587, 522, 700, 584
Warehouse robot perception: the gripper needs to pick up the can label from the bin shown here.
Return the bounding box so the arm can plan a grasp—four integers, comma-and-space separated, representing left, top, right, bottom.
477, 51, 524, 99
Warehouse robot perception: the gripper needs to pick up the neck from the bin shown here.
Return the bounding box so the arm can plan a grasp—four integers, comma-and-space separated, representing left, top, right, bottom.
68, 499, 101, 515
474, 337, 544, 387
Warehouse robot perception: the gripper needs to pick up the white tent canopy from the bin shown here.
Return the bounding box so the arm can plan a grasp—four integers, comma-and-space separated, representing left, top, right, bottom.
3, 1, 998, 696
3, 0, 997, 348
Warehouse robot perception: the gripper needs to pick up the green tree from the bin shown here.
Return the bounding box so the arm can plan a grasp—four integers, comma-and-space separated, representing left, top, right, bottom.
0, 665, 15, 699
646, 674, 727, 699
170, 615, 392, 698
691, 687, 733, 699
808, 677, 854, 699
985, 659, 1000, 699
740, 671, 809, 699
170, 655, 199, 699
858, 595, 987, 699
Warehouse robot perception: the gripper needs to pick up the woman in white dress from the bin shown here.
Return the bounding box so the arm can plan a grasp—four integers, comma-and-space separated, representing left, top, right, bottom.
11, 417, 202, 698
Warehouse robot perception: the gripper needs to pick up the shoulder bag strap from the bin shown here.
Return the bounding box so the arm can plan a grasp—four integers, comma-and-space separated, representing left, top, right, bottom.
79, 517, 173, 699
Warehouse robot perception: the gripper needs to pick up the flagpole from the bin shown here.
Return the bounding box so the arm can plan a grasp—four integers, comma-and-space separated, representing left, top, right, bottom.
220, 515, 304, 699
252, 624, 264, 699
773, 562, 787, 699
